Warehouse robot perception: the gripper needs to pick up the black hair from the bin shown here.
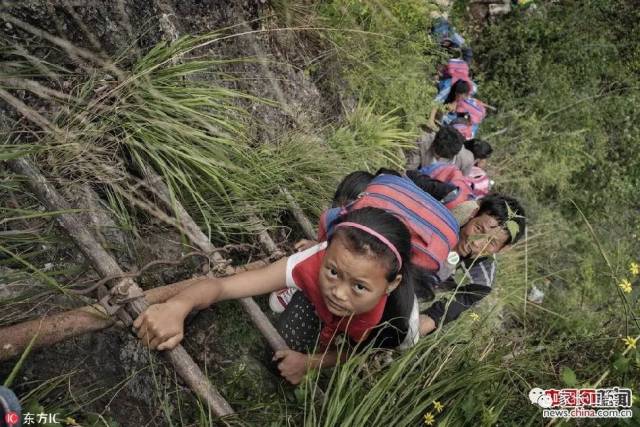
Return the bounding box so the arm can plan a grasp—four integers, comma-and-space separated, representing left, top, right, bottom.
464, 139, 493, 160
476, 194, 526, 245
331, 171, 374, 208
405, 170, 457, 201
432, 125, 464, 160
329, 207, 433, 350
329, 207, 410, 281
360, 266, 438, 350
374, 168, 402, 177
444, 79, 470, 104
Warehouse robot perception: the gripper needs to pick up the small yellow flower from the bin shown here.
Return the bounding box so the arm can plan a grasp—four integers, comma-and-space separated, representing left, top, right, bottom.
433, 400, 444, 413
423, 412, 435, 426
470, 312, 480, 322
630, 262, 639, 276
618, 279, 633, 294
623, 336, 637, 350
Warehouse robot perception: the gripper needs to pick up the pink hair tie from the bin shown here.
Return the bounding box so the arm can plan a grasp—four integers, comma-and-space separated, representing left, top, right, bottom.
334, 222, 403, 271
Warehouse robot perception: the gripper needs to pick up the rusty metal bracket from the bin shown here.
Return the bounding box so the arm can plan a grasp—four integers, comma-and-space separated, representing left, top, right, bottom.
98, 279, 145, 318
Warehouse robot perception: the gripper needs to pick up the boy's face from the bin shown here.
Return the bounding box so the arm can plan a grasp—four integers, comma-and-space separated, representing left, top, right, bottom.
319, 234, 400, 317
456, 213, 509, 259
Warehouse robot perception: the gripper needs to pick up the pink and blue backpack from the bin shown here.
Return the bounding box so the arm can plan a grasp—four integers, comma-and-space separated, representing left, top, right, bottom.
418, 163, 477, 210
463, 166, 492, 198
318, 174, 459, 273
442, 97, 487, 140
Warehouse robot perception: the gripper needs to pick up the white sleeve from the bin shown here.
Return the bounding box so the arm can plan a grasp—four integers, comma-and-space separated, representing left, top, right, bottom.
285, 241, 328, 289
397, 294, 421, 351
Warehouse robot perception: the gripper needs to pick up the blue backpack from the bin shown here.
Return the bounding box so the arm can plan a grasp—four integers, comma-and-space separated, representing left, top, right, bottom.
431, 17, 466, 49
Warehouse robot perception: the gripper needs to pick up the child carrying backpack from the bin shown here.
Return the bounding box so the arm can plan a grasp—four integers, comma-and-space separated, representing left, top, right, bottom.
431, 17, 473, 63
135, 207, 422, 383
273, 173, 460, 350
418, 162, 477, 212
318, 174, 459, 274
434, 59, 477, 104
461, 139, 494, 197
441, 95, 487, 140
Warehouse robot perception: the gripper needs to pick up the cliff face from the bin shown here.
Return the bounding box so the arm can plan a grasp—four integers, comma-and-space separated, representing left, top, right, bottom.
3, 0, 328, 138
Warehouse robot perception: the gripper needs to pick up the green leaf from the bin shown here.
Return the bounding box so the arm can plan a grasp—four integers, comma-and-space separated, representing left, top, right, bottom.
505, 220, 520, 242
294, 385, 306, 403
613, 355, 630, 373
560, 366, 577, 387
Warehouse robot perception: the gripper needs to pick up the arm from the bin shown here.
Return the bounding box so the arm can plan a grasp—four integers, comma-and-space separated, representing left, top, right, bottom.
421, 257, 496, 331
427, 106, 439, 129
456, 147, 475, 176
421, 283, 492, 329
133, 257, 289, 350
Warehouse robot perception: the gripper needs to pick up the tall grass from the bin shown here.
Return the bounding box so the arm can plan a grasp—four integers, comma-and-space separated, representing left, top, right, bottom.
2, 24, 414, 243
302, 211, 639, 425
314, 0, 443, 129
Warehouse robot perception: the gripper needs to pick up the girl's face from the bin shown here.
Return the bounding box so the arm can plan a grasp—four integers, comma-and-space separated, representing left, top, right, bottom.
320, 235, 401, 317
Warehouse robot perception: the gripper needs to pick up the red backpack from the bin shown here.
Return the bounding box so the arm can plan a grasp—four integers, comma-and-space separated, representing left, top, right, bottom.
418, 163, 476, 210
318, 174, 459, 273
456, 97, 487, 125
444, 59, 473, 89
443, 59, 475, 91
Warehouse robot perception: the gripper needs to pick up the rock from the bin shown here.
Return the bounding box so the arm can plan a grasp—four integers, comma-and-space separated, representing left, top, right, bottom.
527, 285, 545, 304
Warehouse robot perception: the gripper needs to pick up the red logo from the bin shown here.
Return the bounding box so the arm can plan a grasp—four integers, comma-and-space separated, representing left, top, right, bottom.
4, 411, 19, 426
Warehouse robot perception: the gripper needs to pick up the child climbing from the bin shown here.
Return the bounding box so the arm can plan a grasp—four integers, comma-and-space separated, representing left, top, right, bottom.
434, 58, 477, 105
418, 194, 526, 335
134, 207, 418, 384
448, 97, 487, 140
464, 139, 493, 169
417, 162, 477, 218
275, 171, 462, 349
406, 125, 474, 175
433, 80, 487, 141
431, 17, 473, 64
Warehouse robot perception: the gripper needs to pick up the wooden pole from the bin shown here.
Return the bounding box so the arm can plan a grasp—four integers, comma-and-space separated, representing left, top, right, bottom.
6, 158, 234, 417
280, 187, 316, 240
144, 170, 289, 352
0, 258, 274, 362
